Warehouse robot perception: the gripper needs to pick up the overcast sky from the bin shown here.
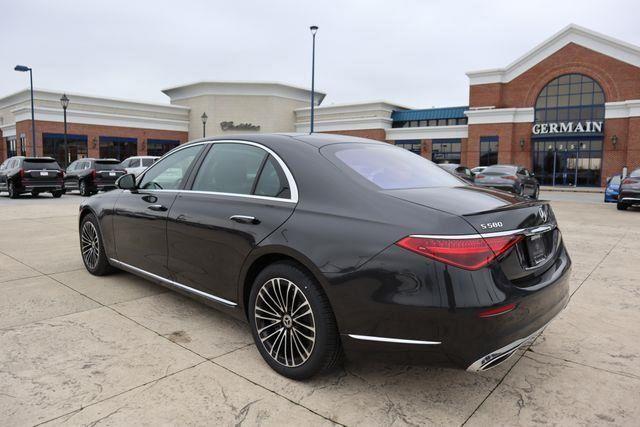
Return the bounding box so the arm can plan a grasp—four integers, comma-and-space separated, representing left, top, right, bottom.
2, 0, 639, 108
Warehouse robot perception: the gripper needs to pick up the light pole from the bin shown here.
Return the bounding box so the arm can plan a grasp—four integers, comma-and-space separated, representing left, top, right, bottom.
60, 94, 69, 166
14, 65, 36, 155
309, 25, 318, 134
201, 112, 208, 138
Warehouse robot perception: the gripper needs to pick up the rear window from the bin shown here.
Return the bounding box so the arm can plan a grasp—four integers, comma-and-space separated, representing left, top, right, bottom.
326, 144, 463, 190
482, 165, 517, 175
95, 160, 121, 171
141, 158, 156, 167
609, 175, 621, 185
23, 159, 60, 170
630, 169, 640, 178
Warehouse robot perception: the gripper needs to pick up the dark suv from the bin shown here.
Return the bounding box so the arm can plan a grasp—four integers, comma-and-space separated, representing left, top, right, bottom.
0, 156, 64, 198
64, 158, 126, 196
617, 168, 640, 210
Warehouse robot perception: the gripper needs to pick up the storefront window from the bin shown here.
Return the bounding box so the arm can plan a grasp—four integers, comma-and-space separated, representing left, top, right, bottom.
395, 140, 422, 155
479, 136, 499, 166
431, 139, 461, 164
5, 137, 17, 157
43, 133, 88, 167
147, 139, 180, 157
533, 74, 605, 187
99, 136, 138, 161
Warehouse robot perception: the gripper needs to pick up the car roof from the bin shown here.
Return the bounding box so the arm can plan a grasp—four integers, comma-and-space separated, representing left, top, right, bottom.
184, 132, 389, 149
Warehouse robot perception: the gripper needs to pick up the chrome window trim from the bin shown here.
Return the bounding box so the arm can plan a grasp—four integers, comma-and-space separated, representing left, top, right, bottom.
410, 224, 555, 240
348, 334, 441, 345
109, 258, 237, 307
136, 139, 299, 203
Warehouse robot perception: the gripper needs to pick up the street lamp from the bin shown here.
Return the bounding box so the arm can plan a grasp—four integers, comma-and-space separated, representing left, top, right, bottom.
60, 94, 69, 166
201, 112, 208, 138
309, 25, 318, 134
14, 65, 36, 156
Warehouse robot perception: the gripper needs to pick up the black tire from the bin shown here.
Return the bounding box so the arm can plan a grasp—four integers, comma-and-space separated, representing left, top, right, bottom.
31, 191, 40, 197
79, 180, 90, 197
248, 261, 342, 380
532, 186, 539, 200
617, 202, 628, 211
79, 214, 115, 276
52, 190, 63, 198
8, 181, 18, 199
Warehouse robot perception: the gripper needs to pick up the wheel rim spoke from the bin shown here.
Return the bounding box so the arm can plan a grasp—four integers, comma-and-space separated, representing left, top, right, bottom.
254, 277, 316, 367
80, 222, 100, 270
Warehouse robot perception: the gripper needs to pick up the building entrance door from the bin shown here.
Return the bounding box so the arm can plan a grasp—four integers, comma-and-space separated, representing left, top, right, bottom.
533, 139, 602, 187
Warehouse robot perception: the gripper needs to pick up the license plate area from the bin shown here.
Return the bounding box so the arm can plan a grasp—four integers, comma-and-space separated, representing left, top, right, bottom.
109, 172, 116, 176
525, 231, 553, 267
40, 171, 48, 176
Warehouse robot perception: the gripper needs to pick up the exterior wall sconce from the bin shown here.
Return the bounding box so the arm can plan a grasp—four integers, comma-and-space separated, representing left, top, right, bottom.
611, 135, 618, 149
519, 138, 525, 149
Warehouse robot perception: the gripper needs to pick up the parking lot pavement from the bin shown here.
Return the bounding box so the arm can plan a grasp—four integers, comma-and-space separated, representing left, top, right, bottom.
1, 192, 639, 426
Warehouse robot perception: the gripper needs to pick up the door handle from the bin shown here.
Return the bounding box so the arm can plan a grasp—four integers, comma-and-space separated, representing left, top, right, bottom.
229, 215, 260, 225
148, 204, 168, 212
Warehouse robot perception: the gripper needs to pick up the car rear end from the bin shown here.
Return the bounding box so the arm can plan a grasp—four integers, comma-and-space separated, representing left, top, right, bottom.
618, 171, 640, 207
19, 158, 64, 193
92, 160, 126, 191
474, 165, 520, 193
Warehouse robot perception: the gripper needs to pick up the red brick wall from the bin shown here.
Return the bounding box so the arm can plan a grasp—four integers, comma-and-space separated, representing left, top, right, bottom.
469, 43, 640, 108
321, 129, 388, 142
602, 118, 630, 181
5, 120, 188, 160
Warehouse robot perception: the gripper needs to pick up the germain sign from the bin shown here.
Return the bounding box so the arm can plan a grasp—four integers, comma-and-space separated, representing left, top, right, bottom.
532, 120, 603, 135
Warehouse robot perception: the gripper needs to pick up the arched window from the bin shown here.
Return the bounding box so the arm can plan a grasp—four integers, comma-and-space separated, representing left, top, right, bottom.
535, 74, 605, 123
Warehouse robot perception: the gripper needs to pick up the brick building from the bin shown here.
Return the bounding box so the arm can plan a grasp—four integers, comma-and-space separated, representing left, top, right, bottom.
2, 24, 639, 187
296, 24, 640, 187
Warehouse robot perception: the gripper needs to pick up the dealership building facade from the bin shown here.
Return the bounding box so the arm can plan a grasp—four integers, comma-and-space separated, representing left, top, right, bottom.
1, 24, 639, 186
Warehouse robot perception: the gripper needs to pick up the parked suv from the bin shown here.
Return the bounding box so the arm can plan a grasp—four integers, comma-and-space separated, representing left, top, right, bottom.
0, 156, 64, 198
64, 158, 126, 196
475, 164, 539, 199
617, 168, 640, 210
120, 156, 158, 176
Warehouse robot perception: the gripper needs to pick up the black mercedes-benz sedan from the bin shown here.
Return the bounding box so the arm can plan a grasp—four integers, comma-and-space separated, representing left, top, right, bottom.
617, 168, 640, 210
78, 134, 571, 379
0, 156, 64, 198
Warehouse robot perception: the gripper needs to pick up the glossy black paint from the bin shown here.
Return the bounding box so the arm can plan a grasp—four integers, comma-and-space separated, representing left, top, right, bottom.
79, 133, 571, 370
0, 156, 64, 196
65, 158, 126, 194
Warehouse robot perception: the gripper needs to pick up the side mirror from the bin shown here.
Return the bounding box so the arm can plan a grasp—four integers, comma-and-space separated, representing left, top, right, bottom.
116, 173, 137, 191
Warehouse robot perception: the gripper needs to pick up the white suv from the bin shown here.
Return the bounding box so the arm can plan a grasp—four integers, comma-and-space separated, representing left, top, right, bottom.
120, 156, 159, 177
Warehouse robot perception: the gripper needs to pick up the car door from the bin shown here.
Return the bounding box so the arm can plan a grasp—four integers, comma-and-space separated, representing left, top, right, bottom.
166, 141, 297, 303
111, 144, 205, 278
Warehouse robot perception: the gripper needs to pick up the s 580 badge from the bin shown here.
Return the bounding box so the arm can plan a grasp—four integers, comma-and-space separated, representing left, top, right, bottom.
480, 221, 503, 230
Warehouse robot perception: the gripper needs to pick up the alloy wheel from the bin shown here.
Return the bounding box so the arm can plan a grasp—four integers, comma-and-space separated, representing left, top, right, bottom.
81, 221, 100, 270
254, 278, 316, 367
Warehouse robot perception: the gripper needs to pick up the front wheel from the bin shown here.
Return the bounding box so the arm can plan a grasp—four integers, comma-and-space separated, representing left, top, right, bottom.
8, 181, 18, 199
80, 214, 114, 276
617, 202, 628, 211
249, 262, 342, 380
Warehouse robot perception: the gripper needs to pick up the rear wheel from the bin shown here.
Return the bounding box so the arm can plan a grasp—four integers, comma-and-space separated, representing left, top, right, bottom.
248, 262, 342, 380
80, 214, 114, 276
617, 202, 628, 211
8, 181, 18, 199
31, 191, 40, 197
79, 180, 90, 197
52, 190, 63, 198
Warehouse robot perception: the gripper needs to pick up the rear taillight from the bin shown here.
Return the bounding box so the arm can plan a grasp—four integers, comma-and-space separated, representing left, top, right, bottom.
19, 168, 25, 178
91, 169, 96, 179
503, 175, 518, 181
476, 174, 485, 179
58, 170, 64, 178
478, 303, 517, 318
623, 178, 638, 185
396, 234, 523, 270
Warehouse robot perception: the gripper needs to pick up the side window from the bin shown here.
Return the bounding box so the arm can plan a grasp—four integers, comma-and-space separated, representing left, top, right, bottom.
67, 161, 77, 171
139, 145, 202, 190
130, 159, 141, 168
254, 156, 291, 199
191, 143, 267, 195
0, 160, 8, 170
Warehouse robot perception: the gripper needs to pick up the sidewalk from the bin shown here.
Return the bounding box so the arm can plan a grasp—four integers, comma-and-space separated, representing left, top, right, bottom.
540, 185, 603, 194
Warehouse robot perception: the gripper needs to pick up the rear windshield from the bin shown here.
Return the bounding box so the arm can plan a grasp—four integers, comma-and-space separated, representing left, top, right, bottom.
326, 144, 463, 190
23, 159, 60, 170
95, 160, 121, 171
609, 175, 621, 185
141, 158, 156, 167
482, 165, 517, 175
630, 169, 640, 178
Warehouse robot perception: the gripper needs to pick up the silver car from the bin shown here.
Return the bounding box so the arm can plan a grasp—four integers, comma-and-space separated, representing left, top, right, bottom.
120, 156, 159, 177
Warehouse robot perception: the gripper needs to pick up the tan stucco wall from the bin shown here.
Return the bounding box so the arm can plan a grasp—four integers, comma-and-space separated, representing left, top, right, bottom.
172, 94, 308, 140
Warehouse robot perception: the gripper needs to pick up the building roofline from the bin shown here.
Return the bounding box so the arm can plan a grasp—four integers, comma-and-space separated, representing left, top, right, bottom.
466, 24, 640, 85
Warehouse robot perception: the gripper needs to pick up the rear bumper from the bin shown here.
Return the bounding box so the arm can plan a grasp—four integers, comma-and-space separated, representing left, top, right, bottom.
331, 241, 571, 370
19, 182, 64, 192
619, 190, 640, 204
